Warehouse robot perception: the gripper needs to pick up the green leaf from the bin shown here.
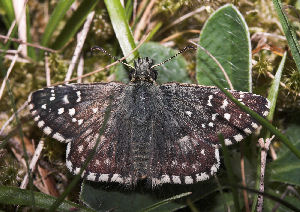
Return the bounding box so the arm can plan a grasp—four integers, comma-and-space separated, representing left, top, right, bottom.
115, 42, 191, 83
0, 186, 94, 212
41, 0, 75, 47
268, 124, 300, 186
80, 182, 184, 212
104, 0, 137, 63
196, 4, 251, 91
51, 0, 99, 50
273, 0, 300, 73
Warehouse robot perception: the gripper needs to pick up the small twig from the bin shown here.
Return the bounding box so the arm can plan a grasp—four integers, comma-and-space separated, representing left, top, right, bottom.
269, 144, 277, 160
134, 0, 157, 41
65, 11, 95, 83
20, 140, 44, 189
0, 101, 28, 136
189, 41, 234, 90
160, 29, 200, 44
158, 6, 206, 36
257, 135, 275, 212
45, 54, 51, 87
132, 0, 138, 21
13, 0, 27, 56
240, 145, 250, 212
0, 45, 22, 100
0, 34, 56, 53
272, 185, 300, 212
266, 71, 300, 97
77, 55, 84, 83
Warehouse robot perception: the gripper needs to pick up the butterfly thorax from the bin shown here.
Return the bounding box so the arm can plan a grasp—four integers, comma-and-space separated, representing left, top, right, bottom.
129, 57, 158, 83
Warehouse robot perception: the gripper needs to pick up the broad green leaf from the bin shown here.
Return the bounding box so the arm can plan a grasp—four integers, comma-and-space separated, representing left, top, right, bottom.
115, 42, 191, 83
80, 182, 184, 212
268, 124, 300, 186
196, 4, 251, 91
51, 0, 99, 50
0, 186, 94, 212
273, 0, 300, 73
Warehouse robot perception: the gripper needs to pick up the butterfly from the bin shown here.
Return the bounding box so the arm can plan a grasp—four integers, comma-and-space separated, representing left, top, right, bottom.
28, 56, 270, 187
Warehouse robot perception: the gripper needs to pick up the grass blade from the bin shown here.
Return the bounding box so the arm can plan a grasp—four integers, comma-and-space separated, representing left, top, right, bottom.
273, 0, 300, 72
41, 0, 75, 47
0, 186, 95, 212
104, 0, 138, 63
142, 192, 191, 212
51, 0, 99, 50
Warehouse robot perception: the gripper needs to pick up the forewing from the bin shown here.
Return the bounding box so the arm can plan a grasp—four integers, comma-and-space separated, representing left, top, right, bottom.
28, 82, 133, 183
158, 83, 270, 146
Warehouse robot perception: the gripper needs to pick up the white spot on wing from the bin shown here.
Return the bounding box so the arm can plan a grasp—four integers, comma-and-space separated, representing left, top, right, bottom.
224, 113, 231, 121
212, 113, 218, 120
53, 132, 65, 142
244, 128, 252, 134
263, 110, 269, 116
111, 174, 123, 183
69, 108, 75, 116
41, 104, 46, 109
78, 119, 83, 125
234, 134, 243, 142
161, 175, 170, 183
63, 95, 69, 104
58, 108, 64, 114
201, 149, 205, 155
66, 159, 72, 171
202, 124, 206, 128
87, 172, 97, 181
50, 96, 55, 101
43, 126, 52, 135
34, 115, 40, 121
185, 176, 193, 184
172, 175, 181, 184
66, 142, 71, 158
29, 104, 34, 110
208, 122, 214, 127
76, 91, 81, 102
221, 99, 228, 109
224, 139, 232, 145
251, 122, 258, 129
207, 95, 213, 106
185, 111, 192, 117
99, 174, 109, 181
78, 145, 84, 153
92, 108, 98, 113
37, 120, 45, 128
196, 172, 209, 181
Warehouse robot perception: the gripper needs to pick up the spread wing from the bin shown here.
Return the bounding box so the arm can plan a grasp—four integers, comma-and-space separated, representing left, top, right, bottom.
147, 83, 270, 186
28, 82, 135, 184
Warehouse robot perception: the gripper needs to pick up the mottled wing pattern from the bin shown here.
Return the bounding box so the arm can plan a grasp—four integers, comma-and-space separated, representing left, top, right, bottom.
159, 83, 270, 146
147, 83, 270, 186
28, 82, 132, 183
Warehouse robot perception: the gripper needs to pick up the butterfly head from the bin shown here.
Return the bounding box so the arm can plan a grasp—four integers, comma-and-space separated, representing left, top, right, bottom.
129, 57, 158, 83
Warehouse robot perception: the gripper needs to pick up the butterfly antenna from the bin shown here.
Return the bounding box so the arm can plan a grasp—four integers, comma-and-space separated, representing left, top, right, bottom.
151, 45, 195, 69
91, 46, 135, 69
